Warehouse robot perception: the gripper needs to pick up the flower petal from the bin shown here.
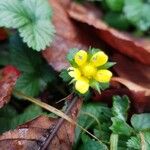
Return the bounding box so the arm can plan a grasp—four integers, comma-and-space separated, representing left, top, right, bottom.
91, 51, 108, 67
74, 50, 87, 66
75, 77, 89, 94
68, 67, 81, 80
95, 69, 112, 83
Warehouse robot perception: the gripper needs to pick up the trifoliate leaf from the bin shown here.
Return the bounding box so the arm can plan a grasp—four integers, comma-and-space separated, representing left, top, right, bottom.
0, 0, 55, 51
127, 136, 140, 150
112, 95, 130, 121
131, 113, 150, 131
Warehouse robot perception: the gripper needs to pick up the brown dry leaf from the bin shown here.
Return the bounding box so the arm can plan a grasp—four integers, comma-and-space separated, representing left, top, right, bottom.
112, 77, 150, 96
112, 53, 150, 89
42, 0, 100, 71
68, 2, 150, 65
0, 28, 7, 41
0, 65, 20, 108
0, 98, 82, 150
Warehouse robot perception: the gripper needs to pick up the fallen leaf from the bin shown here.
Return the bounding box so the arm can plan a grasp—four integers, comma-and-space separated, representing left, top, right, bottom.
0, 65, 20, 108
0, 28, 7, 41
42, 0, 100, 71
68, 2, 150, 65
112, 77, 150, 96
0, 97, 82, 150
112, 53, 150, 89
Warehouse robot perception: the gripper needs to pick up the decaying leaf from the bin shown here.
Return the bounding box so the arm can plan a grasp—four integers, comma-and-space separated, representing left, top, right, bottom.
42, 0, 100, 71
0, 28, 7, 41
0, 97, 82, 150
112, 53, 150, 89
0, 65, 20, 108
68, 2, 150, 65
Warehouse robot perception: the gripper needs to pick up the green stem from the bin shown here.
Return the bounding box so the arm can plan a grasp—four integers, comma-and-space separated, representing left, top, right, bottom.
110, 133, 118, 150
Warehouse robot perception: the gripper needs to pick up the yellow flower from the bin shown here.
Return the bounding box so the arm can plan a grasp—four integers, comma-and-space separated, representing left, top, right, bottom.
91, 51, 108, 67
75, 77, 89, 94
74, 50, 87, 66
95, 69, 112, 83
82, 63, 97, 78
68, 67, 81, 80
66, 49, 113, 94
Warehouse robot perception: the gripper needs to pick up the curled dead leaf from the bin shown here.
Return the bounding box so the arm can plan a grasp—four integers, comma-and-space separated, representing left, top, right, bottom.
112, 77, 150, 96
42, 0, 101, 71
112, 53, 150, 89
0, 65, 20, 108
68, 2, 150, 65
0, 97, 82, 150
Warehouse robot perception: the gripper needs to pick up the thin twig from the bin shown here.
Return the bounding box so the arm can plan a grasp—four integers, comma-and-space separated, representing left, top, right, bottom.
40, 96, 78, 150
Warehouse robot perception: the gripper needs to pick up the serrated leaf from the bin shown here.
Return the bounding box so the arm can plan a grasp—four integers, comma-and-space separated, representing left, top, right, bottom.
112, 95, 130, 121
19, 20, 55, 51
0, 0, 29, 28
10, 34, 55, 96
110, 117, 133, 136
0, 0, 55, 51
131, 113, 150, 131
127, 136, 140, 150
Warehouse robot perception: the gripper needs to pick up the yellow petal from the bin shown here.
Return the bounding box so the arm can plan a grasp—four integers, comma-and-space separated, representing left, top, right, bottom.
82, 63, 97, 78
68, 67, 81, 80
74, 50, 87, 66
90, 51, 108, 67
95, 69, 112, 83
75, 77, 89, 94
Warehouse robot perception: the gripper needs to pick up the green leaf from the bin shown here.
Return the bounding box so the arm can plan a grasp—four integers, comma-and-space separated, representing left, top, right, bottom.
112, 95, 130, 121
131, 113, 150, 131
90, 80, 101, 93
60, 69, 72, 82
66, 48, 79, 65
74, 103, 111, 148
110, 117, 133, 136
0, 104, 44, 133
0, 0, 55, 51
139, 132, 150, 150
79, 134, 108, 150
110, 96, 133, 136
127, 136, 140, 150
10, 34, 55, 96
104, 12, 130, 30
105, 0, 124, 12
123, 0, 150, 31
0, 0, 29, 28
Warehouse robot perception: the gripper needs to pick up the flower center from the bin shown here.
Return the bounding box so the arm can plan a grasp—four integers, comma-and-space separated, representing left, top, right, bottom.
82, 64, 97, 78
